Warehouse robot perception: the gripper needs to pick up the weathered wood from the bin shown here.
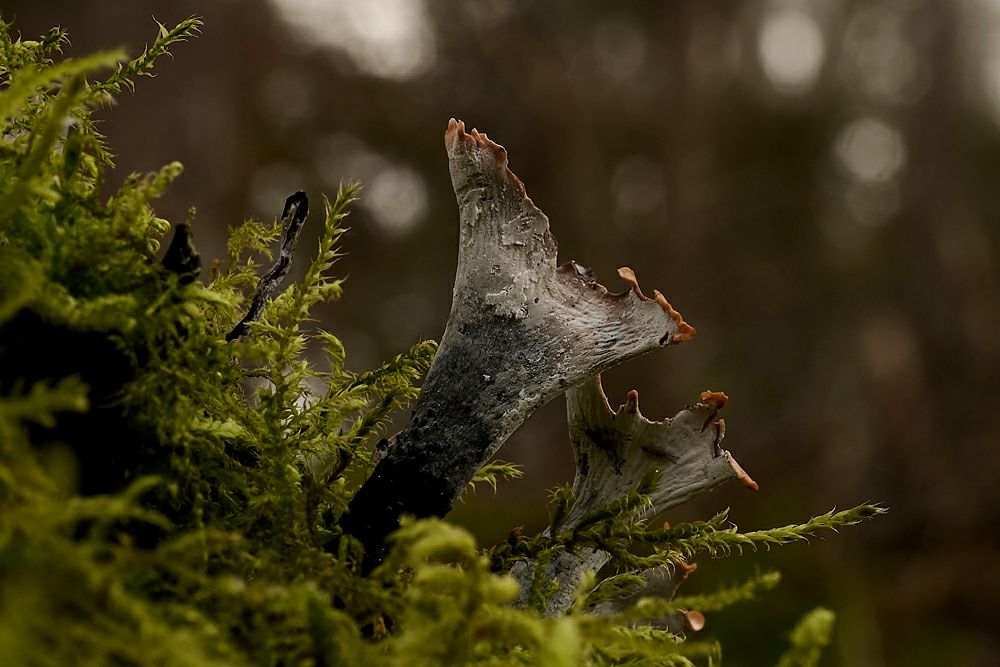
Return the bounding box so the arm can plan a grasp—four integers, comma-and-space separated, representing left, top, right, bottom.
511, 375, 757, 615
343, 121, 695, 569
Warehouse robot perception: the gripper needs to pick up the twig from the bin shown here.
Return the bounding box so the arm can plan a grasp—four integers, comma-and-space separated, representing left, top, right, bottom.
226, 191, 309, 342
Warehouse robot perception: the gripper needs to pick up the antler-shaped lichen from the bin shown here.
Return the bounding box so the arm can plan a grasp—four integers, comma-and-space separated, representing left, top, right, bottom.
566, 375, 757, 521
512, 375, 757, 615
343, 121, 695, 568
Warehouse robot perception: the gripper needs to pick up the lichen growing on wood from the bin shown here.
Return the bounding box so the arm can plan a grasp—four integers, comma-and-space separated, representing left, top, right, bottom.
0, 16, 883, 666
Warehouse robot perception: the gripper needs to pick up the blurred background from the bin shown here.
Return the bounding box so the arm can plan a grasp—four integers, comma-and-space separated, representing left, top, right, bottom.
5, 0, 1000, 664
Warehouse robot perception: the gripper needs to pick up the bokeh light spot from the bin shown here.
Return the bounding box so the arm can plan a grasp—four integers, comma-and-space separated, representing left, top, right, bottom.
835, 117, 907, 182
591, 18, 648, 84
611, 156, 666, 228
316, 133, 427, 238
757, 8, 826, 94
860, 314, 921, 384
844, 181, 900, 227
365, 165, 428, 238
841, 7, 927, 104
269, 0, 436, 80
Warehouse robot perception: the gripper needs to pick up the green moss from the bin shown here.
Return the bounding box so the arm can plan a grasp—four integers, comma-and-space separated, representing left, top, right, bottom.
0, 16, 881, 666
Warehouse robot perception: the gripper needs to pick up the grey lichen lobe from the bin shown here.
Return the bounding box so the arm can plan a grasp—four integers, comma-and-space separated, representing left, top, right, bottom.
444, 119, 693, 343
446, 120, 554, 323
564, 376, 757, 529
512, 375, 757, 616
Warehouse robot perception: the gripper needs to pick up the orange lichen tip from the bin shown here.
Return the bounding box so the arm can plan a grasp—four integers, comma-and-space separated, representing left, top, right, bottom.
653, 290, 696, 342
446, 118, 505, 157
615, 268, 697, 343
672, 558, 698, 576
616, 266, 644, 296
683, 610, 706, 632
699, 391, 728, 409
724, 452, 759, 491
446, 117, 530, 200
445, 118, 463, 150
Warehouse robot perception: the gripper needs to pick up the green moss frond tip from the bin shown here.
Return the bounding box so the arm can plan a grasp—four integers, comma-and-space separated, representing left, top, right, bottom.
90, 17, 203, 97
468, 460, 523, 493
670, 570, 782, 613
775, 607, 836, 667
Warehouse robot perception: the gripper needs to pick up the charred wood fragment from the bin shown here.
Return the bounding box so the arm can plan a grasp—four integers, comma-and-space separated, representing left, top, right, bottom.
226, 191, 309, 342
